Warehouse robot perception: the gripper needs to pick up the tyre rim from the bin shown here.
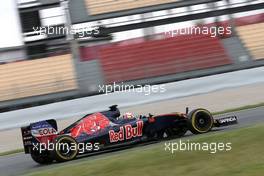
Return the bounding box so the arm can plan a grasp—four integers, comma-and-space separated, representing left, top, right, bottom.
57, 138, 77, 159
194, 111, 212, 131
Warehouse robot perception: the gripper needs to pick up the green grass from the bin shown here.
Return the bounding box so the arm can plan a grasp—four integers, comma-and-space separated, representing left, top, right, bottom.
0, 148, 24, 157
23, 124, 264, 176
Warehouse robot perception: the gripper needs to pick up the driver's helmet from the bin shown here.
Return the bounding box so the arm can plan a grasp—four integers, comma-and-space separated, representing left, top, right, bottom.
122, 112, 134, 119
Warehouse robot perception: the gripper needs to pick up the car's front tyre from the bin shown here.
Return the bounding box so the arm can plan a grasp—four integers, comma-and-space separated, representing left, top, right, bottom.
188, 109, 214, 134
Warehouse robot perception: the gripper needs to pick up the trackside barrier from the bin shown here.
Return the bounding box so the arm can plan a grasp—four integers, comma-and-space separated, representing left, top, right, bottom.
0, 66, 264, 130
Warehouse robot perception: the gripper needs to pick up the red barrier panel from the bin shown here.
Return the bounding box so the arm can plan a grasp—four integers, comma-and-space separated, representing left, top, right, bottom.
79, 14, 264, 83
99, 34, 232, 83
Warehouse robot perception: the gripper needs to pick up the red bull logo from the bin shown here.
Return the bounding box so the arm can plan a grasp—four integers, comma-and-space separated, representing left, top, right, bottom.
109, 121, 144, 143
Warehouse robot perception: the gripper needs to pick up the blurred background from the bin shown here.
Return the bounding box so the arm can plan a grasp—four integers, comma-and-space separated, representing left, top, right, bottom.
0, 0, 263, 112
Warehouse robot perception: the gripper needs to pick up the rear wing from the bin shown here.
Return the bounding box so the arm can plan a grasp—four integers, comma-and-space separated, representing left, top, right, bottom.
21, 125, 32, 153
214, 116, 238, 127
21, 119, 58, 154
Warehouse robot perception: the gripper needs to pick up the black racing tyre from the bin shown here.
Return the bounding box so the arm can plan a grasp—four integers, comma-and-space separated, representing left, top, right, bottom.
188, 109, 214, 134
52, 135, 78, 162
30, 150, 53, 164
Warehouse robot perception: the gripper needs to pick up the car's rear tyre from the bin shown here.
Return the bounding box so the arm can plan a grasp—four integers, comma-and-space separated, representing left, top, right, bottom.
52, 135, 78, 162
188, 109, 214, 134
30, 150, 53, 164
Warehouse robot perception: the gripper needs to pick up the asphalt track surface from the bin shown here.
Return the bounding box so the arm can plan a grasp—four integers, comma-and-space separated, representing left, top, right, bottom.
0, 107, 264, 176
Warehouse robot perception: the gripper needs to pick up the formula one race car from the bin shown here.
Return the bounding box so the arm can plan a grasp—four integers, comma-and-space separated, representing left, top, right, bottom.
21, 105, 237, 164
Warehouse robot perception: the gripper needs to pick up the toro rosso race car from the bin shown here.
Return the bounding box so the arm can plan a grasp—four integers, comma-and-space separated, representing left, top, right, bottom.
21, 105, 237, 164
